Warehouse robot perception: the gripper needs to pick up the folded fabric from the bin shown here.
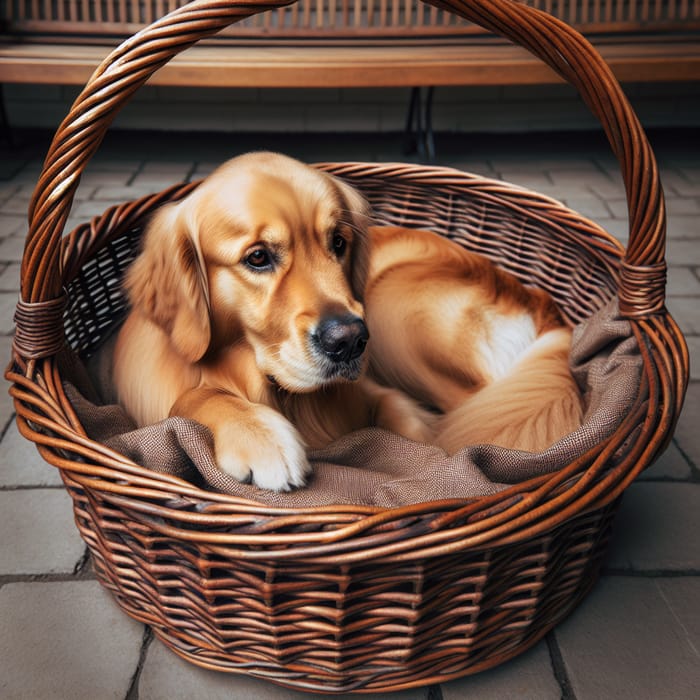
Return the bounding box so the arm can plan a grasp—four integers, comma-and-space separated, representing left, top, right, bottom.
66, 297, 641, 509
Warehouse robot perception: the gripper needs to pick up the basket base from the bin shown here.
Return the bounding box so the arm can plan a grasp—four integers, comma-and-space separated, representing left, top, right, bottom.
83, 500, 616, 695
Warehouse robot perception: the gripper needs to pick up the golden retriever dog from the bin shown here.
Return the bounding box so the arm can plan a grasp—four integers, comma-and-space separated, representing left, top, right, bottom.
113, 152, 582, 491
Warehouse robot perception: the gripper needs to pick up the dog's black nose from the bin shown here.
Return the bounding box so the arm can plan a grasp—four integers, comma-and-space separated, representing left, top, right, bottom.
316, 315, 369, 363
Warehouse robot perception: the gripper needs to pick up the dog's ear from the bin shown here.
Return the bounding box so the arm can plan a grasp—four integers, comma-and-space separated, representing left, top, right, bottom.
125, 203, 211, 362
333, 176, 371, 300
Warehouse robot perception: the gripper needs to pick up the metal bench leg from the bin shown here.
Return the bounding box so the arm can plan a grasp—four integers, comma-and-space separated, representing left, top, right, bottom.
403, 86, 435, 161
0, 85, 15, 148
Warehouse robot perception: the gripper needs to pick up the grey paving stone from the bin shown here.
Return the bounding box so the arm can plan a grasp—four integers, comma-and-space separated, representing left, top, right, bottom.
75, 170, 132, 187
637, 440, 693, 481
666, 197, 700, 217
595, 217, 630, 245
667, 238, 700, 266
496, 172, 553, 191
0, 194, 31, 217
587, 180, 628, 200
139, 636, 429, 700
605, 483, 700, 572
0, 293, 18, 334
0, 214, 25, 238
548, 170, 620, 192
71, 199, 123, 221
556, 576, 700, 700
655, 577, 700, 656
92, 184, 167, 201
560, 195, 611, 220
0, 182, 20, 203
687, 336, 700, 381
666, 214, 700, 238
129, 172, 190, 189
0, 581, 143, 700
674, 381, 700, 461
0, 337, 15, 429
139, 161, 193, 177
669, 180, 700, 198
610, 196, 700, 219
441, 640, 560, 700
0, 488, 85, 574
0, 235, 26, 262
666, 296, 700, 335
667, 266, 700, 295
0, 420, 64, 486
0, 262, 20, 291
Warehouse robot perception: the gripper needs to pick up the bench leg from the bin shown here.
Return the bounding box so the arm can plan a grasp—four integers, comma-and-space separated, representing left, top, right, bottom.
403, 86, 435, 161
0, 85, 15, 148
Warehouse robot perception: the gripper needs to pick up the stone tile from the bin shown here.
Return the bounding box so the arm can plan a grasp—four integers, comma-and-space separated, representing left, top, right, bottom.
0, 581, 143, 700
0, 194, 31, 217
139, 637, 429, 700
92, 185, 167, 201
666, 296, 700, 335
655, 577, 700, 655
496, 172, 552, 191
669, 179, 700, 198
610, 193, 700, 223
0, 214, 25, 238
595, 217, 630, 246
0, 420, 64, 487
666, 215, 700, 239
548, 170, 620, 192
687, 336, 700, 381
0, 182, 20, 204
70, 199, 121, 221
0, 293, 18, 334
637, 440, 693, 481
0, 337, 15, 429
605, 483, 700, 572
666, 238, 700, 266
76, 170, 132, 188
674, 381, 700, 460
587, 180, 628, 200
559, 195, 611, 220
441, 640, 560, 700
0, 262, 20, 292
84, 157, 143, 173
139, 161, 193, 177
0, 235, 26, 262
556, 576, 700, 700
128, 172, 184, 190
0, 488, 84, 574
665, 197, 700, 217
667, 266, 700, 295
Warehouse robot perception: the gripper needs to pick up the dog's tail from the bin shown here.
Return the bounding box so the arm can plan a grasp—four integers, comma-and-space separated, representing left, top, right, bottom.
435, 328, 583, 454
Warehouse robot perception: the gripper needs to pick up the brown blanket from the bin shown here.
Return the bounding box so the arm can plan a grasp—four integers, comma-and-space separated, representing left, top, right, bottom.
67, 298, 641, 508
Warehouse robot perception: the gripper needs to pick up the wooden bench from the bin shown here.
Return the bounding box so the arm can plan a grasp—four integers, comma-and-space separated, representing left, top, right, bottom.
2, 0, 700, 153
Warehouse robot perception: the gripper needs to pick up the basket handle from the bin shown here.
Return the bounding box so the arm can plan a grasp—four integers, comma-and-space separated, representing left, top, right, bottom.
17, 0, 665, 359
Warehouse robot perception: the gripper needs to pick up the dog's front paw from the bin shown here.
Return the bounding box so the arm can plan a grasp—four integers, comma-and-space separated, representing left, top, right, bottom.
214, 405, 311, 491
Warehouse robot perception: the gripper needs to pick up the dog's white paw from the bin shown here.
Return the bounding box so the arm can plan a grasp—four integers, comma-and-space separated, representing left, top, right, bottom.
214, 405, 311, 491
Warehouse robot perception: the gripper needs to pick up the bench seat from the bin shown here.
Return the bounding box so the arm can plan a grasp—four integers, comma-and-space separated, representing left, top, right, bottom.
2, 34, 700, 88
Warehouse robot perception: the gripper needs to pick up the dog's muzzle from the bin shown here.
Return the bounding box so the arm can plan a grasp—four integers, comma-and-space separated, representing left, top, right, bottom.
314, 314, 369, 366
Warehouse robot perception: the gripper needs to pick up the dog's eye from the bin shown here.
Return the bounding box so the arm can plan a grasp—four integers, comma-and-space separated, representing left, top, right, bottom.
332, 233, 348, 258
244, 247, 273, 271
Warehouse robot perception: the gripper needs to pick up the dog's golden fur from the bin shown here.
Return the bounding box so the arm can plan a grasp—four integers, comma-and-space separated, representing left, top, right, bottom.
114, 152, 582, 491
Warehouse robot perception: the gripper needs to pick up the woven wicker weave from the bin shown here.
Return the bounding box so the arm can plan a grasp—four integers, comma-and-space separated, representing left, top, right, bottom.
7, 0, 689, 693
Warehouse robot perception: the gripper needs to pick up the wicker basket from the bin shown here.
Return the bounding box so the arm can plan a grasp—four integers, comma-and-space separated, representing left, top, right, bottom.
7, 0, 689, 693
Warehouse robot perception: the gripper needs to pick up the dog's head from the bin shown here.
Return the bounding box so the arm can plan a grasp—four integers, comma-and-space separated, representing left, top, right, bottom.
125, 151, 371, 392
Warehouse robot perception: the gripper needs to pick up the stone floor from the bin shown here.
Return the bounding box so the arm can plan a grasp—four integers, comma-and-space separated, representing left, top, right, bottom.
1, 128, 698, 699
